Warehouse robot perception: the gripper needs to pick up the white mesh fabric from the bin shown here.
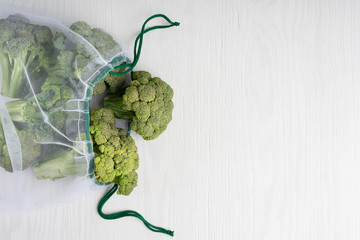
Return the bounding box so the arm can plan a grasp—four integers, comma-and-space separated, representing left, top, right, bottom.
0, 3, 129, 215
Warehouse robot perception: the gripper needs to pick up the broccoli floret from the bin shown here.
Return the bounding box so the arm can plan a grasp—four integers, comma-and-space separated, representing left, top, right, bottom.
5, 99, 68, 141
92, 79, 107, 96
32, 148, 87, 180
44, 32, 75, 77
90, 28, 120, 56
70, 21, 92, 37
90, 108, 116, 125
6, 99, 43, 123
37, 83, 62, 109
73, 51, 91, 80
104, 71, 174, 140
53, 32, 67, 51
48, 50, 76, 78
90, 108, 140, 195
90, 122, 118, 145
92, 67, 126, 96
89, 109, 118, 145
0, 16, 55, 98
113, 170, 138, 196
93, 133, 139, 188
60, 85, 75, 101
94, 154, 116, 182
70, 21, 122, 80
48, 110, 67, 133
113, 135, 139, 175
40, 75, 74, 109
17, 129, 42, 169
0, 120, 41, 172
103, 67, 126, 93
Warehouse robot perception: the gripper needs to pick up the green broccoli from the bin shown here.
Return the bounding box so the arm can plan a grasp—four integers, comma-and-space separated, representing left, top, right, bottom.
38, 32, 75, 108
31, 132, 90, 180
73, 51, 91, 80
90, 107, 117, 125
32, 148, 87, 180
0, 16, 55, 98
36, 76, 74, 110
0, 121, 11, 172
53, 32, 67, 51
113, 170, 138, 196
46, 49, 76, 78
5, 99, 68, 141
90, 108, 139, 195
5, 99, 42, 123
69, 21, 92, 37
92, 67, 126, 96
92, 79, 107, 96
90, 28, 120, 56
44, 32, 76, 79
89, 108, 118, 145
30, 108, 139, 195
70, 21, 123, 86
104, 71, 174, 140
17, 129, 42, 170
0, 120, 41, 172
70, 21, 121, 56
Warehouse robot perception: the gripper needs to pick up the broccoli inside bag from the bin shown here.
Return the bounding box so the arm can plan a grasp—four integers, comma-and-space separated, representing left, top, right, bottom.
0, 4, 130, 215
0, 3, 179, 236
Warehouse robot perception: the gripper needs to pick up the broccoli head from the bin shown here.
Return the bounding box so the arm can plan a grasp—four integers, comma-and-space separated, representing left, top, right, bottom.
92, 79, 107, 96
70, 21, 92, 38
5, 99, 42, 123
70, 21, 120, 57
113, 170, 138, 196
17, 129, 42, 169
6, 99, 68, 142
89, 108, 118, 145
92, 67, 126, 96
70, 21, 122, 80
0, 120, 41, 172
90, 108, 116, 125
0, 16, 55, 98
90, 108, 140, 195
53, 32, 67, 51
104, 71, 174, 140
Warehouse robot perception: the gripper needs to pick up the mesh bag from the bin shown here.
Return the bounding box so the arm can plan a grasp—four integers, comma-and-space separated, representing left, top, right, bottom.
0, 3, 178, 236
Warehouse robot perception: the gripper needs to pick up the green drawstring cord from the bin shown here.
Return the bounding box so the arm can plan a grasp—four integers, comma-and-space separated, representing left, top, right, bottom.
98, 184, 174, 237
98, 13, 178, 237
109, 14, 180, 76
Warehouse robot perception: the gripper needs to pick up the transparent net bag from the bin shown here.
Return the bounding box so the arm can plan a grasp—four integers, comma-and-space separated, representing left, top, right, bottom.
0, 3, 179, 236
0, 4, 131, 215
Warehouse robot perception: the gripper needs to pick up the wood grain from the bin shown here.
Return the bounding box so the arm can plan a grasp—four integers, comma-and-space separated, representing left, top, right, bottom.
0, 0, 360, 239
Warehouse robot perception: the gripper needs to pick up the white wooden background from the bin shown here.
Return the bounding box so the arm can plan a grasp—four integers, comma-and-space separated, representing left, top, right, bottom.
1, 0, 360, 239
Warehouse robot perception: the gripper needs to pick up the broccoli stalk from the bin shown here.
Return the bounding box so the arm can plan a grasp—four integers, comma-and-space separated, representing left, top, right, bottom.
0, 47, 11, 93
5, 100, 28, 122
32, 149, 87, 180
0, 17, 55, 98
5, 99, 43, 122
103, 91, 134, 120
5, 99, 68, 142
7, 48, 38, 97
